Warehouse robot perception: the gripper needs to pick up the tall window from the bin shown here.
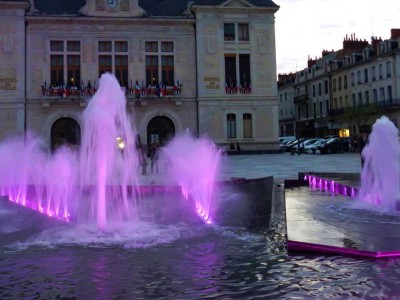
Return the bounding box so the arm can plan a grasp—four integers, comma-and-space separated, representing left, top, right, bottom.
227, 114, 236, 138
162, 56, 174, 86
238, 24, 249, 41
225, 55, 236, 87
50, 40, 81, 87
239, 54, 250, 86
224, 23, 249, 41
243, 113, 252, 138
98, 40, 128, 87
364, 68, 368, 83
380, 87, 385, 101
373, 89, 378, 103
50, 55, 64, 86
225, 54, 251, 87
372, 66, 376, 81
319, 101, 323, 116
115, 55, 128, 87
67, 55, 80, 87
224, 24, 235, 41
145, 41, 175, 86
387, 85, 392, 102
343, 75, 348, 89
387, 61, 392, 77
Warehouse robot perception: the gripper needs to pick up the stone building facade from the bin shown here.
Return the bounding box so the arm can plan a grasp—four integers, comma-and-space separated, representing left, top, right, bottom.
278, 30, 400, 139
0, 0, 280, 152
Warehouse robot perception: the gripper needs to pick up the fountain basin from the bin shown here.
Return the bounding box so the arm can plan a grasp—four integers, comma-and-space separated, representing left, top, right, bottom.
285, 173, 400, 258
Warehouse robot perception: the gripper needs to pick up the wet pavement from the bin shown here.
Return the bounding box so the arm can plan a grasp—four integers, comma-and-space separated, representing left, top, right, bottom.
140, 151, 362, 185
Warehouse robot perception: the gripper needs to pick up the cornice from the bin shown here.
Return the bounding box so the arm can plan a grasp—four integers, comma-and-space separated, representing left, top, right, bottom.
0, 1, 30, 10
25, 15, 195, 26
191, 5, 278, 14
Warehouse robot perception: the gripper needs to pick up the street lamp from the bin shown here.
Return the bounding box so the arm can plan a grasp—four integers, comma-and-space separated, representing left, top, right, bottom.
291, 112, 301, 155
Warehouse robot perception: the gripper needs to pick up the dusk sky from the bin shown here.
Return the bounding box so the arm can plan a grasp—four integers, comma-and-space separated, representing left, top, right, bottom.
273, 0, 400, 75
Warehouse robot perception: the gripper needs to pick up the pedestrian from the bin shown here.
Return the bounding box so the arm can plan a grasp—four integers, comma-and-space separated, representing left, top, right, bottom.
236, 142, 241, 154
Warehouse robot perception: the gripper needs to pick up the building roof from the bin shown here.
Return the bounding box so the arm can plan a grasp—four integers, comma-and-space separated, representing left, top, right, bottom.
29, 0, 278, 16
193, 0, 278, 8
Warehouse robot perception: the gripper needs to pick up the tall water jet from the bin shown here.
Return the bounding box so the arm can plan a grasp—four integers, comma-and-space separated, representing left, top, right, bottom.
79, 73, 139, 230
359, 116, 400, 211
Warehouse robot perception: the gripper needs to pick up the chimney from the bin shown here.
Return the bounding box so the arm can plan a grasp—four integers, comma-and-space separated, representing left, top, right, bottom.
391, 28, 400, 39
343, 33, 369, 55
307, 55, 317, 69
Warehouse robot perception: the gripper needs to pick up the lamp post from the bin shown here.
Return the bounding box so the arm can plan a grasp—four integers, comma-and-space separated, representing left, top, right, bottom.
291, 112, 301, 155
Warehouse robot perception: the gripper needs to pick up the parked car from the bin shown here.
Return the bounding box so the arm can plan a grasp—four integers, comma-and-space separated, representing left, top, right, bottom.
303, 139, 326, 154
292, 138, 323, 153
324, 135, 339, 140
284, 138, 307, 152
279, 136, 296, 148
318, 138, 343, 154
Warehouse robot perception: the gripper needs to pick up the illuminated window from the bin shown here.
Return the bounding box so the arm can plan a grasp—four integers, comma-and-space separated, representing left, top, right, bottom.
50, 40, 81, 87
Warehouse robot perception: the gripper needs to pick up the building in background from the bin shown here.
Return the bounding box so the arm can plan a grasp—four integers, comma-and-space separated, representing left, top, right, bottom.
0, 0, 280, 152
278, 29, 400, 139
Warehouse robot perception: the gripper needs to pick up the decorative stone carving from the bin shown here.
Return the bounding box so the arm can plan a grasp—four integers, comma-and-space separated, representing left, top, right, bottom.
207, 37, 216, 54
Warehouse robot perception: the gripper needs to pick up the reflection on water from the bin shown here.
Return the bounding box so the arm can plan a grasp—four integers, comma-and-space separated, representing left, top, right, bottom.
1, 222, 400, 299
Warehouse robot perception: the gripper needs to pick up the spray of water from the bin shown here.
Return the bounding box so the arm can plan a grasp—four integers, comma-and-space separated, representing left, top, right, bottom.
359, 116, 400, 211
0, 73, 222, 232
161, 131, 221, 224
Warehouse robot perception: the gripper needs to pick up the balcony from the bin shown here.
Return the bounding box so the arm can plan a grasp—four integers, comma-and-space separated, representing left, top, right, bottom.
40, 83, 183, 107
294, 94, 308, 104
225, 83, 252, 95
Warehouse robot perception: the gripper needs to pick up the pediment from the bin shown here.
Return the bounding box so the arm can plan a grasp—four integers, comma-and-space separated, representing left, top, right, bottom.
221, 0, 253, 8
79, 0, 146, 17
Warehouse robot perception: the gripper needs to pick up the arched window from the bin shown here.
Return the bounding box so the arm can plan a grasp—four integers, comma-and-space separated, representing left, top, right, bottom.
227, 114, 236, 138
51, 117, 81, 150
243, 113, 252, 138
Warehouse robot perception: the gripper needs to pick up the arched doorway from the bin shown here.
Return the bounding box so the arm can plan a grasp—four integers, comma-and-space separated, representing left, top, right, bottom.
51, 117, 81, 150
147, 116, 175, 146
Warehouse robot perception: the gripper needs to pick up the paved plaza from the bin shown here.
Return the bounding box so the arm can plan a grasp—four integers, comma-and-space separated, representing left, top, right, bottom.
218, 152, 362, 182
141, 151, 362, 185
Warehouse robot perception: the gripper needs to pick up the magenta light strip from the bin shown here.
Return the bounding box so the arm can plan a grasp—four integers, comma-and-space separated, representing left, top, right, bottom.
303, 174, 359, 198
288, 240, 400, 258
288, 175, 400, 258
6, 195, 71, 223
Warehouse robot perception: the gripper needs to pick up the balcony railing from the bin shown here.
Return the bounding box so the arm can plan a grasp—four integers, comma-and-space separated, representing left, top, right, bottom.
225, 83, 252, 95
328, 98, 400, 116
294, 94, 308, 104
41, 83, 183, 101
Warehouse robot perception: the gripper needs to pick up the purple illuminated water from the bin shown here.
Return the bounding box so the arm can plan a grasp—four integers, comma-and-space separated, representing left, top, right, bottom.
0, 73, 221, 231
161, 131, 221, 224
359, 116, 400, 211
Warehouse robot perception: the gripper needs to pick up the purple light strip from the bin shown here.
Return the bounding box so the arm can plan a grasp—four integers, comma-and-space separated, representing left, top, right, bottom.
304, 174, 359, 198
288, 240, 400, 258
6, 195, 71, 222
289, 175, 399, 258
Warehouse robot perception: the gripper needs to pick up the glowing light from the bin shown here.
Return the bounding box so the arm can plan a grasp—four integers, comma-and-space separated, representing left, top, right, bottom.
116, 137, 125, 150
